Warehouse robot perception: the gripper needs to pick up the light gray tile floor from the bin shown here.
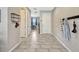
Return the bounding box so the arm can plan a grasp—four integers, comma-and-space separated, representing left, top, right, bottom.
13, 30, 68, 52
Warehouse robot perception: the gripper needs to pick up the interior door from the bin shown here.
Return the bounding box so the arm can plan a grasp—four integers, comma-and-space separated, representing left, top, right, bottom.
20, 9, 26, 37
40, 11, 52, 34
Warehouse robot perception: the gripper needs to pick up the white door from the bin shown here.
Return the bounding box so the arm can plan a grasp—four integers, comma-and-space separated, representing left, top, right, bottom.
40, 11, 52, 34
20, 9, 26, 37
26, 9, 31, 36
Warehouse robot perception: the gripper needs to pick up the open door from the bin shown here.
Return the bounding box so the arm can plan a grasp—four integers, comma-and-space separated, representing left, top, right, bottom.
31, 17, 40, 33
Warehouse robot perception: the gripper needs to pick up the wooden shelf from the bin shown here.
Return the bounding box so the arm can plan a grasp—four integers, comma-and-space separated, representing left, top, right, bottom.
11, 13, 20, 22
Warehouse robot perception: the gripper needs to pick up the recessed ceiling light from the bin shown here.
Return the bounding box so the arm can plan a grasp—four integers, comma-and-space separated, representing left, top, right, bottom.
33, 8, 37, 10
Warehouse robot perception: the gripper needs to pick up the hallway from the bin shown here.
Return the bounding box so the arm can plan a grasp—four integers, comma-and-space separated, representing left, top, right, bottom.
1, 7, 79, 52
13, 30, 68, 52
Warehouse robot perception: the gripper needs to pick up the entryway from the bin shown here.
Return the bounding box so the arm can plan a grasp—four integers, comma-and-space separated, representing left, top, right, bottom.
31, 17, 40, 33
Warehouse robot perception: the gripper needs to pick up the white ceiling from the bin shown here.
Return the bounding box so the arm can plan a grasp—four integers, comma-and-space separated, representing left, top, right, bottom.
29, 7, 54, 11
29, 7, 54, 17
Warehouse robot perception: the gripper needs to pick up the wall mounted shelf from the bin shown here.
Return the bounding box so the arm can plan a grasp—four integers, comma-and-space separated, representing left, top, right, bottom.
11, 13, 20, 22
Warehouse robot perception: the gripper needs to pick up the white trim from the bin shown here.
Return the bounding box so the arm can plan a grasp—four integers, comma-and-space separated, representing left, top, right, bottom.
51, 33, 72, 52
8, 31, 31, 52
8, 41, 22, 52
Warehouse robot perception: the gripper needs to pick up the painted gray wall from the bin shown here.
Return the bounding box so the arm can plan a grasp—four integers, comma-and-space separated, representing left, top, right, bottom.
0, 7, 8, 51
8, 7, 21, 51
52, 7, 79, 51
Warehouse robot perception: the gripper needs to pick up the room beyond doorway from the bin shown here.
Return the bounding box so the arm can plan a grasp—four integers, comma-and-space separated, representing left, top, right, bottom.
31, 17, 40, 33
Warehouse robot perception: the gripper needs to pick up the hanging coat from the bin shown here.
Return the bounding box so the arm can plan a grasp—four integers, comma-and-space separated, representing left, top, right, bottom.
72, 21, 77, 33
63, 18, 71, 40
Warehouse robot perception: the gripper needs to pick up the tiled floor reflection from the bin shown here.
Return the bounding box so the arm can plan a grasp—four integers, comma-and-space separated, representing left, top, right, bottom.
13, 30, 68, 52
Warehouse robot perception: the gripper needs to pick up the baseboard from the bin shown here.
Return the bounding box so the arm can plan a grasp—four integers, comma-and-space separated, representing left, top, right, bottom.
8, 41, 22, 52
51, 33, 72, 52
39, 32, 71, 52
8, 31, 32, 52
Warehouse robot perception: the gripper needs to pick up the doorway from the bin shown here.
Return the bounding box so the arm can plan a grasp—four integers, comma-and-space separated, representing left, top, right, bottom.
31, 17, 40, 33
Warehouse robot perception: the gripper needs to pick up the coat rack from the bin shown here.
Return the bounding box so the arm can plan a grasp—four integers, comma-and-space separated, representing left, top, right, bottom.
11, 13, 20, 28
62, 15, 79, 21
61, 15, 79, 32
62, 15, 79, 33
11, 13, 20, 22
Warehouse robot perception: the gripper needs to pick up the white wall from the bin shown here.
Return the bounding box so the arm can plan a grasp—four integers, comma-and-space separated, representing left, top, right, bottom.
0, 7, 8, 51
52, 7, 79, 52
8, 7, 21, 51
40, 11, 52, 34
0, 7, 31, 51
